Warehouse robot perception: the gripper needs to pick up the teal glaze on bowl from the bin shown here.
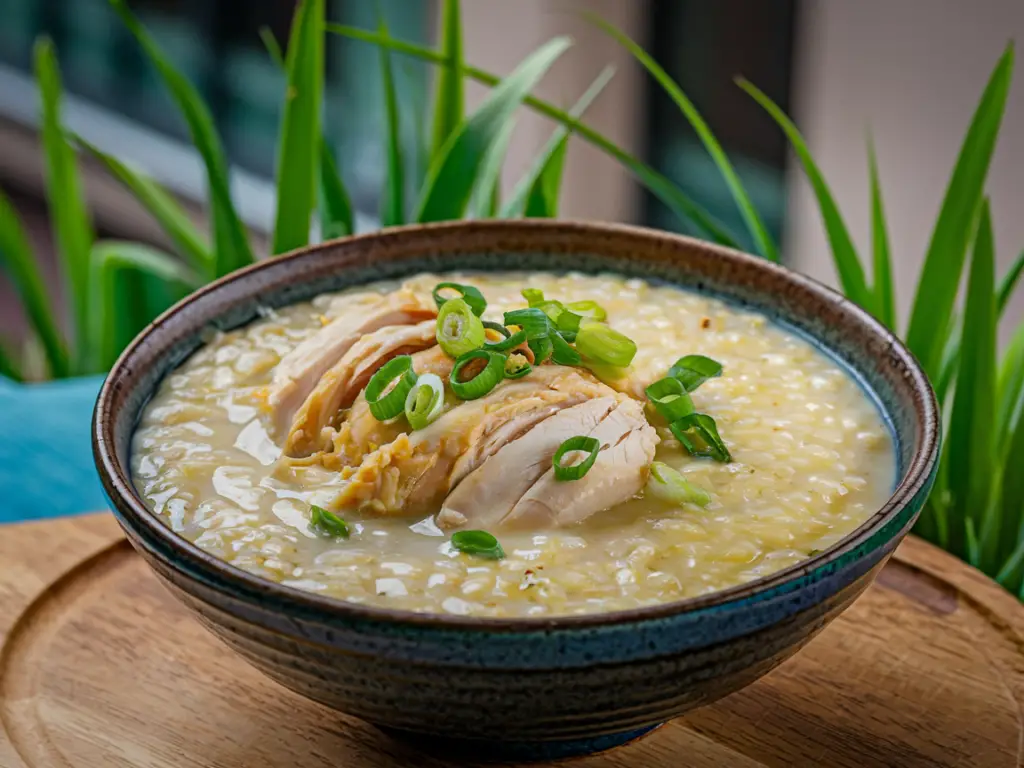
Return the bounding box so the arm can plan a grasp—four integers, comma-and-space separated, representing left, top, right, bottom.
93, 221, 939, 761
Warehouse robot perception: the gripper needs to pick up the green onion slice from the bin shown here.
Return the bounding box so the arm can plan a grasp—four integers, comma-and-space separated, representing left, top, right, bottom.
521, 288, 545, 305
366, 355, 418, 421
645, 376, 696, 422
433, 281, 487, 316
404, 373, 445, 430
575, 321, 637, 367
436, 297, 486, 358
529, 335, 553, 365
550, 331, 581, 365
450, 529, 505, 560
450, 349, 506, 400
486, 328, 528, 352
552, 435, 601, 481
483, 320, 511, 339
504, 307, 552, 339
504, 352, 532, 379
565, 299, 607, 321
645, 462, 711, 507
670, 413, 731, 462
669, 354, 723, 392
310, 504, 350, 538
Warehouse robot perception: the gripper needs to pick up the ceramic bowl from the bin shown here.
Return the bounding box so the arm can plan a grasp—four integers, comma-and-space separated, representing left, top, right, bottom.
93, 221, 939, 762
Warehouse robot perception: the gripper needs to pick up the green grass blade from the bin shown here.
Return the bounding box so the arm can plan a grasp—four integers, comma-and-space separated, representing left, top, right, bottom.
415, 37, 571, 223
430, 0, 464, 161
326, 25, 740, 246
272, 0, 324, 254
260, 26, 354, 240
738, 78, 872, 310
471, 117, 514, 219
112, 0, 253, 276
378, 16, 406, 227
867, 135, 895, 330
946, 200, 997, 563
998, 321, 1024, 443
995, 535, 1024, 591
502, 66, 614, 218
0, 186, 69, 378
35, 38, 94, 373
319, 141, 355, 238
0, 340, 21, 382
87, 241, 200, 371
75, 136, 213, 277
904, 44, 1013, 380
591, 16, 778, 262
997, 248, 1024, 314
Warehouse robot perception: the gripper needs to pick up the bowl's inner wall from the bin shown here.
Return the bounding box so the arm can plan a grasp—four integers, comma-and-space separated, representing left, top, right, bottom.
110, 227, 921, 537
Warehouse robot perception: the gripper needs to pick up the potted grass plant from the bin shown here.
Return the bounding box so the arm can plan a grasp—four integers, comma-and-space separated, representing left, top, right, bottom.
0, 0, 615, 521
344, 22, 1024, 597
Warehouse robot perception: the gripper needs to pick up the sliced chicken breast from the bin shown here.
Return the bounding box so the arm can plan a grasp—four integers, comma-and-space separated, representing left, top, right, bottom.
502, 398, 657, 529
328, 367, 616, 517
437, 396, 621, 529
267, 289, 435, 436
284, 320, 437, 456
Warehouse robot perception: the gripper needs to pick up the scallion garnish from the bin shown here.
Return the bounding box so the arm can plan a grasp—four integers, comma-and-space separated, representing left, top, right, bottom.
552, 435, 601, 481
669, 354, 723, 392
504, 307, 552, 339
404, 373, 445, 430
645, 462, 711, 507
565, 299, 607, 321
504, 352, 532, 379
365, 355, 418, 421
645, 376, 696, 422
550, 330, 581, 365
575, 321, 637, 367
310, 504, 350, 538
520, 288, 545, 305
450, 530, 505, 560
483, 320, 511, 339
670, 413, 731, 462
450, 349, 506, 400
436, 297, 486, 358
486, 328, 529, 352
529, 335, 553, 365
433, 282, 487, 316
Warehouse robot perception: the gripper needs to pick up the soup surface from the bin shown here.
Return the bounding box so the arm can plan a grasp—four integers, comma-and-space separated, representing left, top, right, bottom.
132, 272, 895, 617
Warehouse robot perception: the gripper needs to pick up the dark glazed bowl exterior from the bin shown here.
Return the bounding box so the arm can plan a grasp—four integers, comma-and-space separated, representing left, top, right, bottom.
93, 221, 939, 760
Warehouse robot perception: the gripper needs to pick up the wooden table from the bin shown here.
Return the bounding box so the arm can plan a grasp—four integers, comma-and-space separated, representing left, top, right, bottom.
1, 514, 1021, 767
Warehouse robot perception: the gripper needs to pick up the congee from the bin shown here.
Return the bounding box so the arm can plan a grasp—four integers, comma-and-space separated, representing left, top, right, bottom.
132, 272, 895, 617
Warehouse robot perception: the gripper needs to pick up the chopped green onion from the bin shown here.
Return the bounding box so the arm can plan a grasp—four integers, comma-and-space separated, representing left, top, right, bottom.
450, 349, 506, 400
436, 298, 486, 358
550, 331, 581, 365
486, 328, 528, 352
504, 307, 552, 338
504, 352, 532, 379
670, 413, 731, 462
521, 288, 545, 305
310, 504, 350, 538
529, 335, 553, 365
669, 354, 723, 392
450, 529, 505, 560
433, 281, 487, 316
575, 321, 637, 367
565, 299, 607, 321
645, 376, 695, 422
552, 435, 601, 481
366, 355, 418, 421
645, 462, 711, 507
404, 373, 445, 430
483, 320, 511, 339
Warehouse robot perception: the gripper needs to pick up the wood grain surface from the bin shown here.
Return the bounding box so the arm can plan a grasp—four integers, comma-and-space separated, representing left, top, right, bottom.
1, 514, 1021, 768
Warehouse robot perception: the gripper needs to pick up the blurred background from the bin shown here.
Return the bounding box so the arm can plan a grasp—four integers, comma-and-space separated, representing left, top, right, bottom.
1, 0, 1022, 345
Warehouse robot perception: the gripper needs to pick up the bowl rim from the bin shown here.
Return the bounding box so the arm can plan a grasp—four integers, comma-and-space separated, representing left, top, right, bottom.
94, 219, 940, 632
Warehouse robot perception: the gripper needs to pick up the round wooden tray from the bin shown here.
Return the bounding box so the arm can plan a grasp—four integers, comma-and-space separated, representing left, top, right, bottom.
1, 514, 1021, 767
